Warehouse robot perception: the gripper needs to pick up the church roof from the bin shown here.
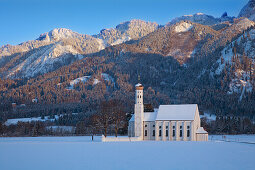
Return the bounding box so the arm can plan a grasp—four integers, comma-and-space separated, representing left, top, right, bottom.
129, 110, 158, 122
196, 127, 208, 134
156, 104, 198, 121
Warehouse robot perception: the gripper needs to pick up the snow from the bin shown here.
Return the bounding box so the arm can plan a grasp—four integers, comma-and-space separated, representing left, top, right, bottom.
46, 126, 75, 133
7, 43, 82, 78
4, 115, 58, 126
0, 135, 255, 170
67, 73, 114, 89
200, 113, 216, 121
111, 36, 131, 46
69, 76, 91, 89
214, 29, 255, 99
93, 78, 100, 85
211, 134, 255, 143
174, 22, 193, 33
170, 13, 222, 26
96, 39, 106, 50
4, 113, 78, 126
196, 127, 208, 134
156, 104, 197, 121
135, 83, 142, 87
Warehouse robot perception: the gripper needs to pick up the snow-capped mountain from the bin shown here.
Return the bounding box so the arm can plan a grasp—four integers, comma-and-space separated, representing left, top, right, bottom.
0, 1, 254, 81
0, 20, 158, 78
239, 0, 255, 21
168, 13, 234, 26
94, 19, 158, 48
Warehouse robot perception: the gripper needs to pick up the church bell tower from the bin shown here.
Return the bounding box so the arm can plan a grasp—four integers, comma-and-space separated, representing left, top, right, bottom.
134, 83, 144, 137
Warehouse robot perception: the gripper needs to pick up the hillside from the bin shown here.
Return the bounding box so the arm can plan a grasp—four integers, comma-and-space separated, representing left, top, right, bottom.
0, 20, 158, 78
0, 0, 255, 135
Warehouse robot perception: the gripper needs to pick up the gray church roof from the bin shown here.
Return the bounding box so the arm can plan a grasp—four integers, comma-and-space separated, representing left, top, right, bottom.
129, 104, 198, 122
129, 110, 158, 122
196, 127, 208, 134
156, 104, 198, 121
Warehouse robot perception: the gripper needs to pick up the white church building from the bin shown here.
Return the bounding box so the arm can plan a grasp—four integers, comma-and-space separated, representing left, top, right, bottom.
128, 83, 208, 141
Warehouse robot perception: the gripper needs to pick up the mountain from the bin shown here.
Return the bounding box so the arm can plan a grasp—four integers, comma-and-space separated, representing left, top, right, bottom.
94, 19, 158, 47
168, 13, 234, 26
1, 1, 255, 124
118, 20, 219, 64
239, 0, 255, 20
0, 20, 158, 78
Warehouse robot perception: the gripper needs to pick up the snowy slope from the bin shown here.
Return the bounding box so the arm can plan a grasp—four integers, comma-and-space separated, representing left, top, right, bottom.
7, 43, 83, 78
213, 28, 255, 100
4, 115, 58, 125
67, 73, 115, 89
174, 22, 193, 33
0, 136, 255, 170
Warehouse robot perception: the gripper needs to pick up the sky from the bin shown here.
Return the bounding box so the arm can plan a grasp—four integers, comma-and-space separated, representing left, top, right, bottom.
0, 0, 248, 47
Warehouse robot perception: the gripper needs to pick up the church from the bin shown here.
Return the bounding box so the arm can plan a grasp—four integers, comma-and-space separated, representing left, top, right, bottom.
128, 83, 208, 141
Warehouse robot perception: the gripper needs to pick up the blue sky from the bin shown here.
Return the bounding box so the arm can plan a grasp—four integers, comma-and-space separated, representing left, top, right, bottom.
0, 0, 248, 46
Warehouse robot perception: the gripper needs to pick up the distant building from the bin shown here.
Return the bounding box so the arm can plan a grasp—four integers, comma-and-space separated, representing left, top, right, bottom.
128, 83, 208, 141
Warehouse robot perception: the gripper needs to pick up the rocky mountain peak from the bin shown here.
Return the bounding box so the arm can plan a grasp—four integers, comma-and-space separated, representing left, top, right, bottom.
38, 28, 81, 42
239, 0, 255, 20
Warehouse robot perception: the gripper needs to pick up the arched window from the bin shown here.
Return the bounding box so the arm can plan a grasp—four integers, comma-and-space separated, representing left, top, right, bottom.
187, 126, 190, 137
180, 126, 183, 137
172, 126, 175, 137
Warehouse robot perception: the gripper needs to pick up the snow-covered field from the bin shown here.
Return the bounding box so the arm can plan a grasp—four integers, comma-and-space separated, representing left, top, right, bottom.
0, 135, 254, 170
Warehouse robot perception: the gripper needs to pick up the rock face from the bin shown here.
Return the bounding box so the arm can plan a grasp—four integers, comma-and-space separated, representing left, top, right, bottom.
0, 20, 158, 78
94, 19, 158, 47
168, 13, 234, 26
239, 0, 255, 20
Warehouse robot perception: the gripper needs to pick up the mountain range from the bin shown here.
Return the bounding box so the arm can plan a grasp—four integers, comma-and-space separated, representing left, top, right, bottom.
1, 0, 255, 120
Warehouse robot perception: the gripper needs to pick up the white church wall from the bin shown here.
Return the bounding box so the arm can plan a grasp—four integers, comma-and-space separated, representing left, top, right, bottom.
128, 121, 135, 137
143, 121, 155, 140
134, 87, 144, 137
193, 106, 201, 141
196, 133, 208, 141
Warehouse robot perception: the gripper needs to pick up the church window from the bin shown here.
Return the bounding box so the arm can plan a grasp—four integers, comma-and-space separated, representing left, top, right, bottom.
187, 129, 190, 137
153, 130, 155, 136
187, 126, 190, 137
180, 126, 183, 137
166, 130, 168, 137
145, 125, 147, 127
173, 126, 175, 137
159, 130, 162, 136
145, 130, 147, 136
